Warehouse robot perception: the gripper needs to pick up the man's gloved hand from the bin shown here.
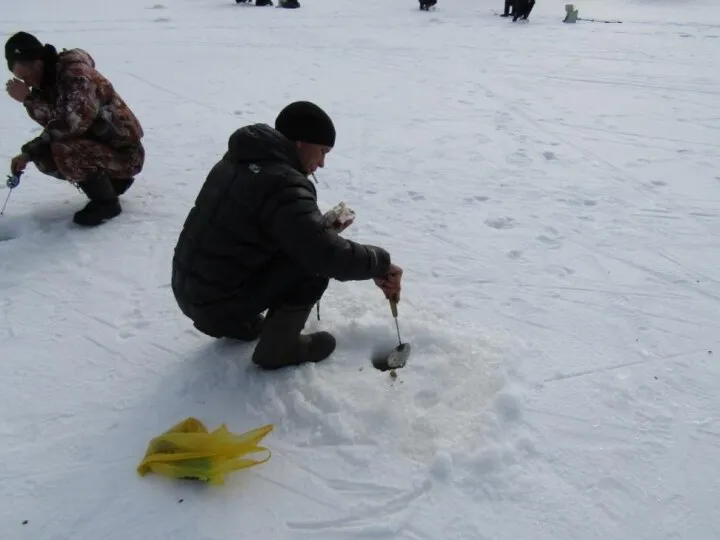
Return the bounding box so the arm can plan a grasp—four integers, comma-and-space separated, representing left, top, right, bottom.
374, 263, 403, 302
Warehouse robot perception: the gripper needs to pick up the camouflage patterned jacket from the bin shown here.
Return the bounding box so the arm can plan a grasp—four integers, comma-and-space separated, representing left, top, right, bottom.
20, 48, 144, 159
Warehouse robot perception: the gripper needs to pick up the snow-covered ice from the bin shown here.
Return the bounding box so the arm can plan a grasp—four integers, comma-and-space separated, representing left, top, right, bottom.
1, 0, 719, 538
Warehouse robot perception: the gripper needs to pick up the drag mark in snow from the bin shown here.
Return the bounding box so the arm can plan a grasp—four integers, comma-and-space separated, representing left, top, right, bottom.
252, 471, 338, 510
123, 71, 227, 114
541, 74, 720, 97
286, 478, 432, 531
544, 347, 711, 383
607, 252, 720, 305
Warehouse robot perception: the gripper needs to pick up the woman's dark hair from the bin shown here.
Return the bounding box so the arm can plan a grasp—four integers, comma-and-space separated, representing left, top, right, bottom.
5, 32, 59, 88
39, 43, 59, 88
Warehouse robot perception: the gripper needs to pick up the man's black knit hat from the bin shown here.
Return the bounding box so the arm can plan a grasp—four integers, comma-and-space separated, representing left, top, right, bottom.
5, 31, 44, 71
275, 101, 336, 148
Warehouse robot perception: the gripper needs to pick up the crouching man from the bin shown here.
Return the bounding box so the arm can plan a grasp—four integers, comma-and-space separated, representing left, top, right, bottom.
5, 31, 145, 226
171, 101, 402, 370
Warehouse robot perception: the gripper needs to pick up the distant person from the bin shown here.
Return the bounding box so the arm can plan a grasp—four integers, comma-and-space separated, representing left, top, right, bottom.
501, 0, 514, 17
4, 31, 144, 226
512, 0, 536, 21
171, 101, 403, 371
563, 4, 579, 23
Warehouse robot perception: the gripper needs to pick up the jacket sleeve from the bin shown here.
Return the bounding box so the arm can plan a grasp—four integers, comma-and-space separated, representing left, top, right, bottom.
20, 92, 54, 160
20, 131, 51, 161
263, 177, 391, 281
44, 70, 101, 140
23, 92, 54, 127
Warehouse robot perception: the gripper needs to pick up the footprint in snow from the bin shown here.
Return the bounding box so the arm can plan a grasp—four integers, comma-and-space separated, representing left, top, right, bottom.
537, 234, 562, 248
558, 197, 597, 207
507, 149, 532, 166
545, 265, 575, 277
462, 195, 489, 204
536, 226, 563, 247
117, 308, 152, 339
494, 110, 512, 130
485, 217, 516, 230
507, 249, 523, 260
414, 390, 440, 409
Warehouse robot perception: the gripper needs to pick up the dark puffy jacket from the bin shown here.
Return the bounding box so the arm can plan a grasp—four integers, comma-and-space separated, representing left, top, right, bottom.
171, 123, 391, 313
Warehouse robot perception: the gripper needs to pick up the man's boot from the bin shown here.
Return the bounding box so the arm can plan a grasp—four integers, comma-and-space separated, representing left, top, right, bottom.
252, 304, 336, 370
110, 177, 134, 196
522, 0, 535, 20
73, 175, 122, 226
193, 314, 265, 341
512, 0, 530, 21
256, 0, 273, 6
501, 0, 513, 16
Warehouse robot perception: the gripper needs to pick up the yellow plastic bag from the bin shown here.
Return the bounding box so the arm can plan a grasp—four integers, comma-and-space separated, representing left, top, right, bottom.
137, 417, 274, 485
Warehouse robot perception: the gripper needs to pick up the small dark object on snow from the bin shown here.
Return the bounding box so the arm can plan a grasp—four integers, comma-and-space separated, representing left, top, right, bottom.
178, 499, 184, 503
419, 0, 437, 11
371, 300, 411, 371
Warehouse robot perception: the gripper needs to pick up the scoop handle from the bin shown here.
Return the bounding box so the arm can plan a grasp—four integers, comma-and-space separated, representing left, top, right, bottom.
390, 299, 398, 318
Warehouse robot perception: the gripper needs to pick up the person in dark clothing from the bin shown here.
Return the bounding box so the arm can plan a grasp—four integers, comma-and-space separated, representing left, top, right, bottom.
512, 0, 535, 21
171, 101, 403, 371
501, 0, 514, 17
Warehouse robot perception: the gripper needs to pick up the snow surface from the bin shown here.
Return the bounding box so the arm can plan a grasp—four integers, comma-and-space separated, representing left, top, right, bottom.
1, 0, 719, 538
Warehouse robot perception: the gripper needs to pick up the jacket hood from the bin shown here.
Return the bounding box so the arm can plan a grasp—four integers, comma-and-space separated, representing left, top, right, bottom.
58, 48, 95, 69
41, 48, 94, 89
225, 123, 303, 172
